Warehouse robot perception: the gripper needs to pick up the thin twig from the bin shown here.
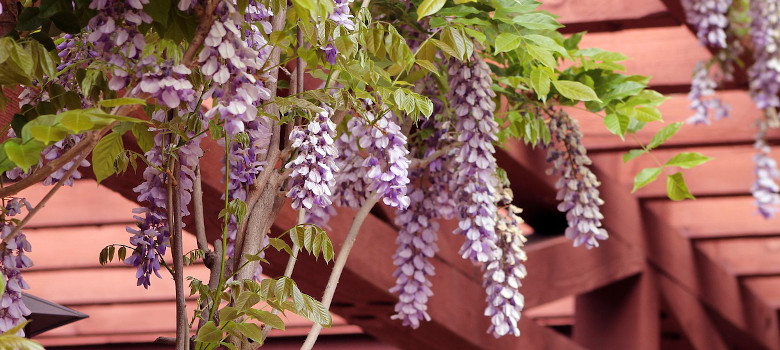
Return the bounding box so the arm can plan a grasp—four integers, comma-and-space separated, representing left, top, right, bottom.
300, 196, 380, 350
0, 149, 91, 251
409, 142, 461, 169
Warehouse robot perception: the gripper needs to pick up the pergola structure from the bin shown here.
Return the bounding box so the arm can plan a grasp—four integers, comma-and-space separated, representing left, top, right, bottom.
6, 0, 780, 349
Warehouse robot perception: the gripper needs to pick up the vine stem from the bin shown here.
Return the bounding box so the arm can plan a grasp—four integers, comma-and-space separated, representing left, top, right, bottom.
300, 195, 380, 350
193, 166, 209, 254
168, 159, 189, 350
0, 146, 91, 251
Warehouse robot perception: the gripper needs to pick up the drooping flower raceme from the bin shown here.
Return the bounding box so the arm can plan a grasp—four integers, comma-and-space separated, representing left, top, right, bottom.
127, 110, 206, 288
482, 184, 527, 338
390, 182, 439, 329
687, 61, 730, 125
286, 107, 339, 210
357, 107, 411, 209
0, 198, 33, 335
546, 110, 608, 249
748, 0, 780, 110
133, 63, 196, 109
752, 120, 780, 218
681, 0, 732, 49
448, 57, 500, 264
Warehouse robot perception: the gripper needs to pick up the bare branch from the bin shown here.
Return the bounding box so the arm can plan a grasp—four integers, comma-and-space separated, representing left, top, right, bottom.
0, 146, 93, 251
182, 0, 220, 66
409, 142, 461, 169
168, 159, 189, 350
300, 195, 380, 350
193, 166, 209, 253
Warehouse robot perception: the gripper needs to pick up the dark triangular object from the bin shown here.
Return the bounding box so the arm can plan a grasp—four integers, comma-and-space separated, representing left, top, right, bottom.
21, 293, 88, 337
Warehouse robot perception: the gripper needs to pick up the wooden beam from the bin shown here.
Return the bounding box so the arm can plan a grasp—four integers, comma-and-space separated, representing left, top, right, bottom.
644, 197, 780, 239
577, 26, 711, 89
540, 0, 678, 34
655, 269, 729, 350
697, 238, 780, 277
573, 272, 660, 350
639, 197, 780, 349
574, 90, 767, 152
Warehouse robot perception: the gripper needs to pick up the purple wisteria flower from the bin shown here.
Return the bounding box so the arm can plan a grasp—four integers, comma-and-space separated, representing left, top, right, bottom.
389, 183, 439, 329
482, 185, 527, 338
127, 110, 206, 288
332, 117, 370, 209
0, 198, 33, 335
546, 110, 608, 249
330, 0, 355, 30
448, 57, 500, 264
357, 108, 411, 209
748, 0, 780, 110
286, 107, 339, 210
752, 120, 780, 218
133, 63, 196, 108
681, 0, 732, 49
87, 0, 152, 92
686, 61, 730, 125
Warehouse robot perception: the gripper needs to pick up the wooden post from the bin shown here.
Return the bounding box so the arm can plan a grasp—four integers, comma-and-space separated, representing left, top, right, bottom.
573, 272, 660, 350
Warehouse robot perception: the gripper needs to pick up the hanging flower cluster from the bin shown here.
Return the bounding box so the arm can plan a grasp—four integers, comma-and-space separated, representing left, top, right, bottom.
681, 0, 732, 49
448, 57, 500, 264
752, 120, 780, 217
356, 106, 411, 209
389, 181, 439, 329
546, 110, 608, 249
482, 183, 527, 338
748, 0, 780, 110
0, 198, 33, 334
286, 107, 339, 210
127, 110, 206, 288
133, 63, 196, 109
87, 0, 152, 91
687, 61, 730, 125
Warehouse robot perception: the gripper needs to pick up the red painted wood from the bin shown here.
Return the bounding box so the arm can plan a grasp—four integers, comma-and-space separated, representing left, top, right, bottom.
574, 273, 660, 350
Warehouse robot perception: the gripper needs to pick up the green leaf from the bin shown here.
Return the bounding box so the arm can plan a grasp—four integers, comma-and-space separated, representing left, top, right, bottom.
634, 106, 662, 122
195, 321, 223, 343
603, 113, 629, 138
664, 152, 712, 169
530, 67, 550, 100
234, 322, 264, 343
92, 132, 125, 183
246, 309, 286, 330
526, 44, 556, 68
60, 110, 96, 133
100, 98, 147, 108
666, 172, 695, 201
632, 167, 661, 192
417, 0, 446, 19
131, 124, 155, 153
494, 33, 523, 54
4, 139, 45, 171
552, 80, 601, 102
235, 291, 261, 311
622, 149, 646, 163
512, 12, 562, 30
0, 146, 17, 174
219, 306, 241, 327
524, 34, 568, 57
647, 122, 683, 149
28, 125, 69, 144
50, 11, 81, 34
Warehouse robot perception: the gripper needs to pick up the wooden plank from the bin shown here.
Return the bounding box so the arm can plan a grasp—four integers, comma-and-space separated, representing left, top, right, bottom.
574, 90, 768, 152
639, 197, 780, 349
540, 0, 677, 33
697, 238, 780, 276
655, 270, 729, 350
573, 273, 660, 350
644, 197, 780, 239
577, 26, 711, 89
16, 180, 137, 228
